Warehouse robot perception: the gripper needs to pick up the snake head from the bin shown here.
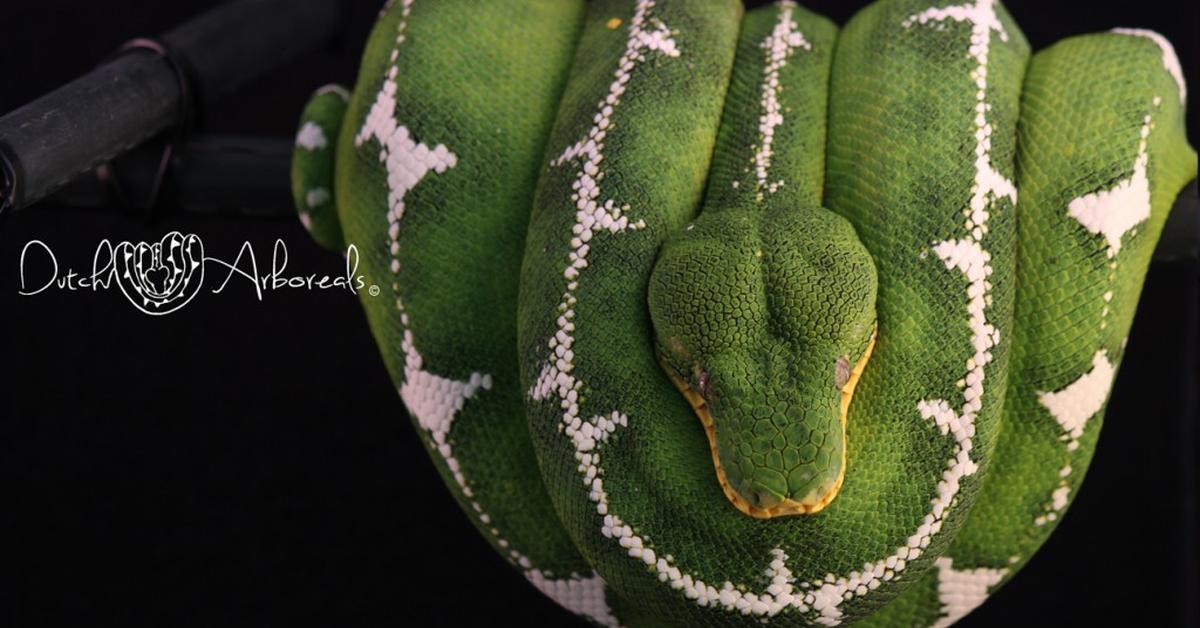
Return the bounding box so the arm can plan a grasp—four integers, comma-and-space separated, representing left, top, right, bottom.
649, 205, 877, 518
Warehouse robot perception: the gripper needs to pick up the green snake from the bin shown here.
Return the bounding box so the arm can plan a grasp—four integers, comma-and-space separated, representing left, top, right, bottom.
288, 0, 1196, 625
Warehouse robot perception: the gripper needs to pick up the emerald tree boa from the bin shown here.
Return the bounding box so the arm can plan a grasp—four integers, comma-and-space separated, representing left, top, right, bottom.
289, 1, 1196, 625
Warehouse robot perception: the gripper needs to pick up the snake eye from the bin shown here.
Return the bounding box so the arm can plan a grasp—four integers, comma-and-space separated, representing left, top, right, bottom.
834, 356, 851, 389
697, 369, 712, 400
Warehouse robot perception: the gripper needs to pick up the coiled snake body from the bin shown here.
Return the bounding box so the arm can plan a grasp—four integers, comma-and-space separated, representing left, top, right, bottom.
290, 1, 1196, 625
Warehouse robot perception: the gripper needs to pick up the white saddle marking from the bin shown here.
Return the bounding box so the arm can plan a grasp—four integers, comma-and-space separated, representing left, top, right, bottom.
1034, 104, 1158, 527
930, 558, 1007, 628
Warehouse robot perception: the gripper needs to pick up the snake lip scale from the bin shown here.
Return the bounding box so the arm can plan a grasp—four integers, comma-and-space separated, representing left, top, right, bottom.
659, 330, 876, 518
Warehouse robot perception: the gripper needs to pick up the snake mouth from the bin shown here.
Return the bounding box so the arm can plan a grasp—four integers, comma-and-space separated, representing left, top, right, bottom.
663, 330, 876, 519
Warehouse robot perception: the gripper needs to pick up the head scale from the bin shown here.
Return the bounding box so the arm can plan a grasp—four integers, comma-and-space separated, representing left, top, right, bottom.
649, 205, 877, 517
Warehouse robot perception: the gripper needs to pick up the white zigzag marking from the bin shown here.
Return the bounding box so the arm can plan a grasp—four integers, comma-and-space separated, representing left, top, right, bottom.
1038, 350, 1116, 445
752, 1, 811, 200
1034, 106, 1157, 527
296, 122, 328, 151
1111, 29, 1186, 104
359, 3, 619, 625
1032, 345, 1117, 529
886, 2, 1010, 626
1067, 112, 1154, 257
526, 572, 623, 628
930, 558, 1007, 628
305, 188, 330, 209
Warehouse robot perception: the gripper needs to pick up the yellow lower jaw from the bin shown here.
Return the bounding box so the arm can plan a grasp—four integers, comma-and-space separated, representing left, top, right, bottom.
664, 331, 876, 519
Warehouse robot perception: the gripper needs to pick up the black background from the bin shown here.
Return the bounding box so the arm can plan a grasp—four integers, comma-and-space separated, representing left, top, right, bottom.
1, 1, 1197, 626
